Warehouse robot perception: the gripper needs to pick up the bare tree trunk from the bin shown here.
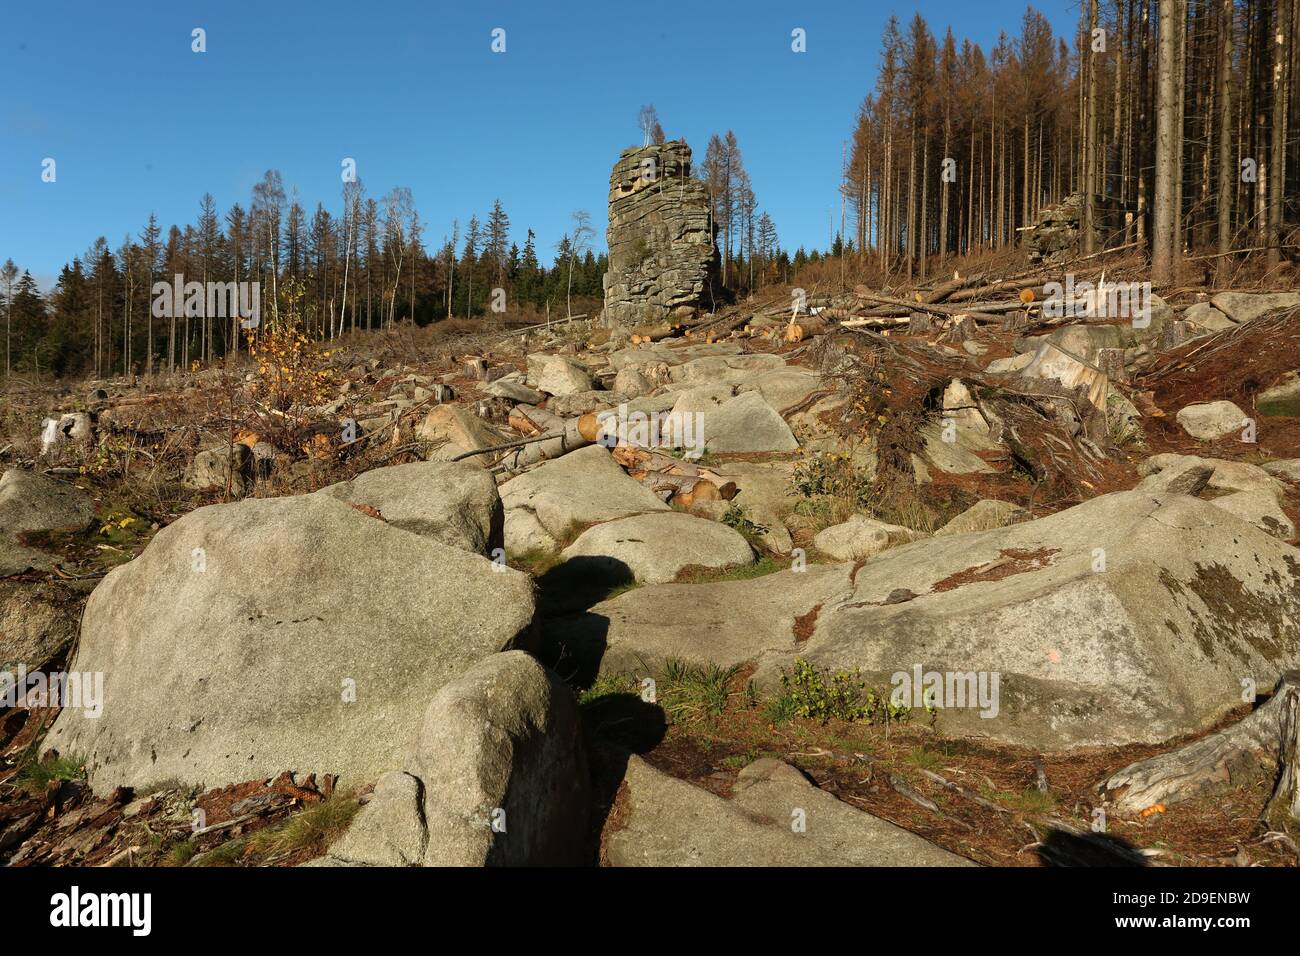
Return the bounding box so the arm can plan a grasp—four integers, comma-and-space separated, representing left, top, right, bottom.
1153, 0, 1181, 285
1269, 0, 1292, 268
1174, 1, 1187, 257
1083, 0, 1100, 254
1217, 0, 1235, 257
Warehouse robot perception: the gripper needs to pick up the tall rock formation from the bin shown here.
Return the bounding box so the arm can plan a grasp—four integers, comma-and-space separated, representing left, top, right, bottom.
602, 141, 720, 326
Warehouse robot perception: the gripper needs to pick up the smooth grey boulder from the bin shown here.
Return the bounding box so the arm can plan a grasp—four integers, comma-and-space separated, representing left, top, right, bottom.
984, 353, 1033, 375
318, 459, 504, 555
1264, 460, 1300, 483
0, 536, 52, 577
504, 508, 560, 557
0, 469, 96, 575
1176, 401, 1248, 441
664, 382, 735, 411
813, 514, 924, 561
1139, 454, 1284, 497
527, 354, 593, 397
921, 420, 998, 474
483, 380, 543, 404
545, 563, 855, 678
1034, 324, 1125, 363
548, 390, 626, 418
612, 366, 654, 398
1209, 490, 1295, 540
736, 366, 824, 413
0, 468, 96, 537
183, 443, 253, 495
325, 651, 590, 867
935, 500, 1031, 537
1210, 292, 1300, 324
500, 445, 668, 548
1181, 302, 1235, 333
668, 353, 785, 386
604, 756, 973, 867
694, 390, 799, 454
561, 511, 754, 585
784, 490, 1300, 749
415, 405, 508, 466
1257, 372, 1300, 418
1136, 457, 1215, 496
44, 493, 537, 793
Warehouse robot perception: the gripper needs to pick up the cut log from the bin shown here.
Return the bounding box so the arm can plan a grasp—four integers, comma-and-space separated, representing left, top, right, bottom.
630, 322, 684, 344
507, 404, 563, 437
921, 272, 984, 304
498, 412, 601, 471
640, 473, 722, 507
1101, 671, 1300, 818
784, 315, 831, 342
610, 446, 738, 499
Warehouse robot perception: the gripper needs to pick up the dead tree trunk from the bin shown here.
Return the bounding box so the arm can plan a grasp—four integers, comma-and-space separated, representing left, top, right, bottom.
1152, 0, 1181, 284
1102, 671, 1300, 819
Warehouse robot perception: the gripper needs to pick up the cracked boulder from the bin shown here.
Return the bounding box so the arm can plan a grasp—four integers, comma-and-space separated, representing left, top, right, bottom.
322, 651, 590, 866
44, 493, 537, 793
1176, 401, 1248, 441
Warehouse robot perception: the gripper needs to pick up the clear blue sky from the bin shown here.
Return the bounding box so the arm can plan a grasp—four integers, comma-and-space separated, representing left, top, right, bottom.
1, 0, 1077, 291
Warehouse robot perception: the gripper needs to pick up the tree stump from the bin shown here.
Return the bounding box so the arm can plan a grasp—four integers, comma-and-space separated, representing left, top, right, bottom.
1101, 671, 1300, 819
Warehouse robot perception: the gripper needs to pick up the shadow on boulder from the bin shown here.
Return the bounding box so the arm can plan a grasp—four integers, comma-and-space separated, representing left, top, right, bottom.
534, 554, 636, 617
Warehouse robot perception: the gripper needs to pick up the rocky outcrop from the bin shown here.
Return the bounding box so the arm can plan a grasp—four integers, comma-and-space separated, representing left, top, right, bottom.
602, 141, 720, 325
1024, 192, 1094, 262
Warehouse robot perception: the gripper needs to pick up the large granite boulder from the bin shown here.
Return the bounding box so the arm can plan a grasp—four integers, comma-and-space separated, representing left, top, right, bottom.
0, 469, 96, 575
792, 490, 1300, 749
500, 445, 669, 553
43, 493, 537, 793
560, 511, 754, 585
1210, 292, 1300, 324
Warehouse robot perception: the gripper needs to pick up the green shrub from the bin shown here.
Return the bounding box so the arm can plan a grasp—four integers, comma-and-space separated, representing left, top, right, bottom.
769, 658, 913, 726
